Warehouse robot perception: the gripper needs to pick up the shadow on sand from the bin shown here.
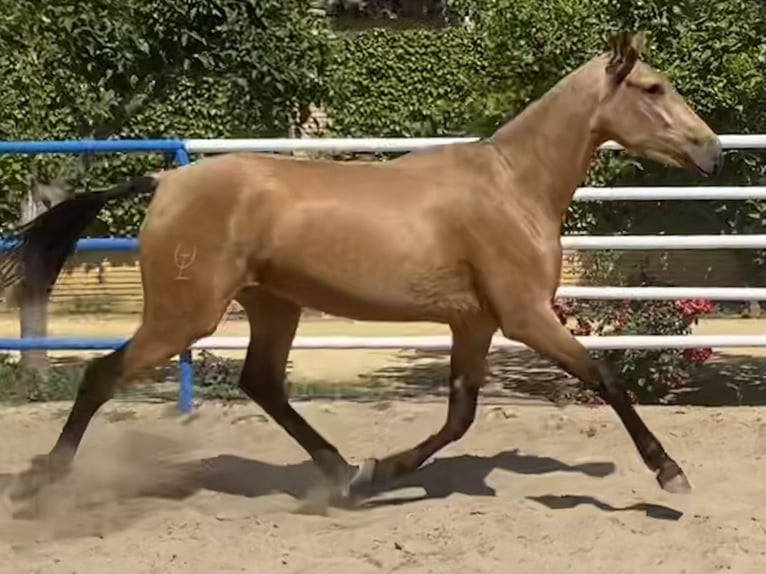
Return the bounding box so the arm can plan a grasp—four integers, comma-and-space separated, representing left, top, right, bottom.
526, 494, 683, 521
186, 448, 617, 503
1, 443, 682, 542
353, 348, 766, 407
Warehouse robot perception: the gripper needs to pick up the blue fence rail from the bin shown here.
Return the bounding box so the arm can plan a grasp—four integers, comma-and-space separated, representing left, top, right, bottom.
0, 139, 187, 154
0, 139, 195, 413
0, 238, 139, 251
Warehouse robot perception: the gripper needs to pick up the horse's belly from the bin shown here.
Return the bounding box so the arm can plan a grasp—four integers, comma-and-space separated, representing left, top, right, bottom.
259, 261, 482, 323
253, 204, 483, 322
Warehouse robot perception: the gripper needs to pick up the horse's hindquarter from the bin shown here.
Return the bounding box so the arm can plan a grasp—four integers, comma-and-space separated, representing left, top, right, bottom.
252, 159, 484, 322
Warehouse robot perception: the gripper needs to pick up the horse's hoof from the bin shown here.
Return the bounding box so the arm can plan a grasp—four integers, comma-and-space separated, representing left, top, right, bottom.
344, 458, 379, 499
656, 460, 692, 494
296, 460, 378, 514
8, 454, 70, 502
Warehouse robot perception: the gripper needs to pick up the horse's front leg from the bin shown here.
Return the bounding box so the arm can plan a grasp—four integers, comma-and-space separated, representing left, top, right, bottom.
495, 296, 691, 494
349, 316, 495, 495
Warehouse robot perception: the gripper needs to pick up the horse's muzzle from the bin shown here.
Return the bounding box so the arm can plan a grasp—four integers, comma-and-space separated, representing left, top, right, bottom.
687, 137, 723, 177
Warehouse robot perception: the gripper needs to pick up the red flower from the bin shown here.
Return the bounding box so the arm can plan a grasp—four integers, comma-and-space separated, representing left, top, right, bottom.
683, 347, 713, 364
574, 317, 592, 336
552, 298, 571, 324
668, 372, 690, 389
612, 311, 629, 331
674, 298, 714, 318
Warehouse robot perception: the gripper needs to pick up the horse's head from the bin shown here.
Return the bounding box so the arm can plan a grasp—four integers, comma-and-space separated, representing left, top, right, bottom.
591, 31, 722, 176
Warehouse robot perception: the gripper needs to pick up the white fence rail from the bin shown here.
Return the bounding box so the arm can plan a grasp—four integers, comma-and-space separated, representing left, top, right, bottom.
573, 186, 766, 201
563, 234, 766, 250
196, 335, 766, 351
185, 133, 766, 153
558, 286, 766, 300
194, 135, 765, 351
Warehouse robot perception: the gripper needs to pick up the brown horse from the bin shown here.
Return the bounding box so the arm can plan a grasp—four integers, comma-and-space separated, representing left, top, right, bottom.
3, 32, 721, 504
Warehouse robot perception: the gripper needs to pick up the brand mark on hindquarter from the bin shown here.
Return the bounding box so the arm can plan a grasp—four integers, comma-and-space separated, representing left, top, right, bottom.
173, 242, 197, 280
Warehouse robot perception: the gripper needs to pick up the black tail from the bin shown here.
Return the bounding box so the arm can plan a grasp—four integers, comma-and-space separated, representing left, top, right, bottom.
0, 175, 159, 297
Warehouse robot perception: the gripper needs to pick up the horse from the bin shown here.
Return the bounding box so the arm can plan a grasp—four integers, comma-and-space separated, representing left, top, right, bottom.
2, 31, 721, 504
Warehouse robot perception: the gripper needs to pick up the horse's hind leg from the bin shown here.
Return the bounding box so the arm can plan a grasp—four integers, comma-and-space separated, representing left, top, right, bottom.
349, 317, 496, 492
9, 286, 234, 502
236, 287, 356, 487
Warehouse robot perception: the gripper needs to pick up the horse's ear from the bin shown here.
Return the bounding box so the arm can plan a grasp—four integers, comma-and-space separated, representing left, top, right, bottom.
606, 31, 647, 85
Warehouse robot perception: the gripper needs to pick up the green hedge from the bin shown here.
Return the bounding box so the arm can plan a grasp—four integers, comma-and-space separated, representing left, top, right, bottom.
327, 28, 486, 137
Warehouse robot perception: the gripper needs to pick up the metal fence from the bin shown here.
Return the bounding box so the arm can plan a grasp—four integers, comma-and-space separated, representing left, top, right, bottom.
0, 135, 764, 413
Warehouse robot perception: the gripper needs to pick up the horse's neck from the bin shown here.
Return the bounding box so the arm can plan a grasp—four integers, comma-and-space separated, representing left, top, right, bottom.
489, 63, 605, 220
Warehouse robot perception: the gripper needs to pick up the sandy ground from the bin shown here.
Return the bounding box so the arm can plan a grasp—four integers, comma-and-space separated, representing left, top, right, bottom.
0, 400, 764, 573
0, 314, 763, 572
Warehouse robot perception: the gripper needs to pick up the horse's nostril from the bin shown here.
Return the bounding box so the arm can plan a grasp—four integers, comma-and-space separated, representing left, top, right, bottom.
689, 136, 703, 147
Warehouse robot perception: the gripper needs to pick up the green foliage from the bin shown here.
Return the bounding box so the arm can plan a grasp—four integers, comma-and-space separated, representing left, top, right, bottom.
0, 355, 82, 403
193, 350, 246, 400
449, 0, 615, 132
1, 0, 763, 244
0, 0, 763, 237
327, 28, 486, 137
0, 0, 332, 236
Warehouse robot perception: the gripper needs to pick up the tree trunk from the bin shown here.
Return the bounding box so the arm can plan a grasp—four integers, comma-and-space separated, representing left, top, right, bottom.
18, 192, 50, 376
746, 300, 764, 318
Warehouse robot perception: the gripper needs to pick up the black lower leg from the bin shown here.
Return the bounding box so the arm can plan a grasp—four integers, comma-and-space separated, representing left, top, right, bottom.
591, 360, 690, 492
239, 374, 354, 485
10, 346, 126, 500
510, 307, 689, 493
365, 375, 479, 483
53, 346, 126, 457
356, 321, 491, 489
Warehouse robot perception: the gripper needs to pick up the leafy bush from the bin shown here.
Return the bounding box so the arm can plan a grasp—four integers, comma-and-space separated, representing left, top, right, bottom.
0, 354, 82, 403
553, 297, 716, 403
193, 350, 245, 400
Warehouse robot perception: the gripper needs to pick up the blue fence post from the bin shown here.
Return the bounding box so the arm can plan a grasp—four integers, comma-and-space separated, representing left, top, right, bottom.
0, 139, 195, 414
173, 145, 194, 414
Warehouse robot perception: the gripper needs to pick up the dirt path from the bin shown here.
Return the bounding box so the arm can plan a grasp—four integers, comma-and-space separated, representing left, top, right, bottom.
0, 401, 764, 573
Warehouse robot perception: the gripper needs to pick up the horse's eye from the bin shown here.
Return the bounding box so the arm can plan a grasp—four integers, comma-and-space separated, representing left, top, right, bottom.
645, 83, 663, 95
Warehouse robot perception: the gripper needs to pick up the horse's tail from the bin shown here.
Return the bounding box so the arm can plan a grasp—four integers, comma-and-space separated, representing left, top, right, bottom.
0, 175, 160, 298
